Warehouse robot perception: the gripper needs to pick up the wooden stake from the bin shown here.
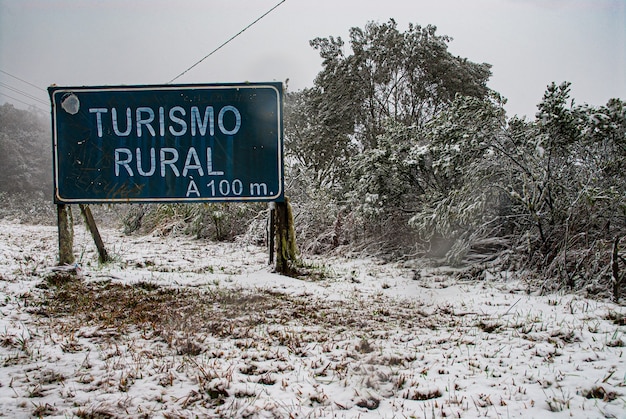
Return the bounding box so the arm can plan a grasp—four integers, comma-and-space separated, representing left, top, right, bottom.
79, 204, 110, 263
612, 236, 621, 303
268, 202, 275, 265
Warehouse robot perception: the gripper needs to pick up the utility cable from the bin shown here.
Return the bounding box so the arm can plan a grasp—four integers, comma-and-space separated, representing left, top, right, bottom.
0, 91, 47, 112
0, 82, 48, 105
0, 69, 47, 92
168, 0, 287, 84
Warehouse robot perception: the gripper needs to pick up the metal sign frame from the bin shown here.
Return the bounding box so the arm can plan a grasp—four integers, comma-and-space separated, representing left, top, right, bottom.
49, 83, 284, 203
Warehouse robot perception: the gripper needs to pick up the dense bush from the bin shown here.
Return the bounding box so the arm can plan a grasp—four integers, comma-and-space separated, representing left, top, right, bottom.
284, 21, 626, 299
121, 202, 268, 242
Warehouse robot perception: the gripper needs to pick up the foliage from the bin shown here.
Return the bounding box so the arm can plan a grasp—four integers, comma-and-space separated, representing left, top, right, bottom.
122, 202, 267, 242
0, 191, 56, 224
406, 83, 626, 295
283, 89, 353, 188
285, 20, 494, 254
286, 20, 626, 298
0, 103, 51, 197
309, 19, 492, 149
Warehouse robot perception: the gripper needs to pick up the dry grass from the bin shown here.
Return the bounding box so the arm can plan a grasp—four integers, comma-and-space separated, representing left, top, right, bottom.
36, 273, 434, 335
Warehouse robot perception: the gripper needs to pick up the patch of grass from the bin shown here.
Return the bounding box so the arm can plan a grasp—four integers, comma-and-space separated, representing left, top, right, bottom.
545, 393, 572, 412
477, 320, 501, 333
581, 385, 619, 401
606, 310, 626, 326
134, 281, 160, 291
295, 260, 336, 281
75, 406, 117, 418
356, 338, 375, 354
403, 386, 442, 401
31, 402, 57, 417
356, 395, 380, 410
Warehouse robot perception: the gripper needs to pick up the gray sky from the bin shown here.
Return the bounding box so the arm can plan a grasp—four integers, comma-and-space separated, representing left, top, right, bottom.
0, 0, 624, 118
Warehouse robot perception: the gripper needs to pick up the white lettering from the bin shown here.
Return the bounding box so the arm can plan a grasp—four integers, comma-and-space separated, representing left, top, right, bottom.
159, 148, 180, 177
186, 179, 200, 197
90, 105, 242, 138
112, 108, 132, 136
182, 147, 204, 177
191, 106, 215, 136
89, 108, 108, 138
159, 107, 165, 137
206, 147, 224, 175
169, 106, 187, 136
114, 148, 133, 176
250, 182, 268, 196
136, 107, 156, 137
218, 105, 241, 135
136, 148, 156, 176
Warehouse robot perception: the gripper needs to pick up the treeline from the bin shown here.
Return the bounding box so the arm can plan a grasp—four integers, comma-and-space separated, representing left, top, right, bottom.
0, 103, 51, 195
281, 20, 626, 298
0, 103, 57, 223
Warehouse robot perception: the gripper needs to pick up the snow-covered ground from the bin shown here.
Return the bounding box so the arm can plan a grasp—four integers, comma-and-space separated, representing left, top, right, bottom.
0, 219, 625, 418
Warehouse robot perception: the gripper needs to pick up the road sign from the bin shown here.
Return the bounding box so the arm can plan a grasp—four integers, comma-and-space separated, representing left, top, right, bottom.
49, 83, 283, 203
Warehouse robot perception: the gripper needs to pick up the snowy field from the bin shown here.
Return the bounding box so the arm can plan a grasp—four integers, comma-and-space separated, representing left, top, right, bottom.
0, 219, 625, 418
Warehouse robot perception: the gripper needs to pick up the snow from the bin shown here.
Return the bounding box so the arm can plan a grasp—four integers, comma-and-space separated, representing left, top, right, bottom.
0, 219, 625, 418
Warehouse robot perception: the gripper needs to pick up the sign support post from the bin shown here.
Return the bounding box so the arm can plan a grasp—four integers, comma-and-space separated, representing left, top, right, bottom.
57, 204, 74, 265
79, 204, 110, 263
274, 198, 298, 275
268, 202, 275, 265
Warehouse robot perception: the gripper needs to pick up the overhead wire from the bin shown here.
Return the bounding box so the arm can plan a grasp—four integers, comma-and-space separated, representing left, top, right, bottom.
1, 0, 288, 108
0, 91, 47, 112
168, 0, 287, 84
0, 68, 49, 110
0, 82, 49, 105
0, 69, 47, 92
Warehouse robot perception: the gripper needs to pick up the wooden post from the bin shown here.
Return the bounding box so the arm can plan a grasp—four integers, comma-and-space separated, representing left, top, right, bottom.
274, 198, 298, 275
268, 202, 275, 265
612, 236, 621, 303
57, 204, 75, 265
79, 204, 110, 263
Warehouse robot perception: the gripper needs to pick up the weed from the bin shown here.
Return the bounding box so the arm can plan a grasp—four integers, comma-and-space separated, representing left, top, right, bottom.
31, 402, 57, 417
355, 395, 380, 410
477, 320, 501, 333
356, 338, 375, 354
606, 310, 626, 325
544, 387, 573, 412
75, 406, 116, 418
581, 385, 619, 401
403, 386, 442, 401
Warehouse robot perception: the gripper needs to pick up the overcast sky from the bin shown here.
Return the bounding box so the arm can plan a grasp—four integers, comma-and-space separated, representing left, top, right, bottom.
0, 0, 624, 118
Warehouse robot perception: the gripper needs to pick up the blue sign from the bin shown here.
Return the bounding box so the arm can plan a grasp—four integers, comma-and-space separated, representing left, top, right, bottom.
49, 83, 283, 203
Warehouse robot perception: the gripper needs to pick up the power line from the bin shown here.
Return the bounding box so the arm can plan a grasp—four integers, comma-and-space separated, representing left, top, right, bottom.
0, 69, 47, 92
168, 0, 287, 84
0, 82, 49, 105
0, 92, 48, 112
0, 68, 49, 110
